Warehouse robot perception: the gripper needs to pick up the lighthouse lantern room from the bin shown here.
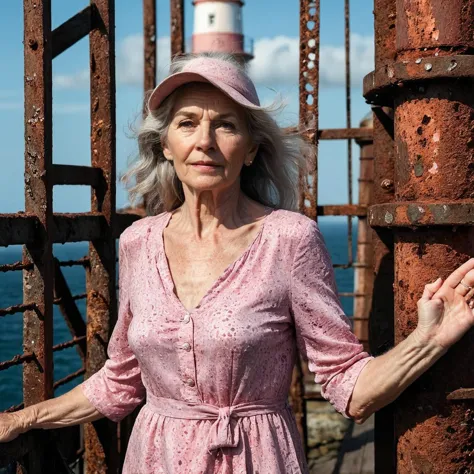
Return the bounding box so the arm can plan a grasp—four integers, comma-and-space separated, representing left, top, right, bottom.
192, 0, 253, 62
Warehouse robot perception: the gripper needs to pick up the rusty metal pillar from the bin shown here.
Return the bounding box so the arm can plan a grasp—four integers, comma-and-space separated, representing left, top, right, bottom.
84, 0, 119, 472
23, 0, 54, 471
353, 114, 374, 352
290, 0, 321, 451
298, 0, 319, 220
392, 1, 474, 471
367, 0, 474, 472
144, 0, 156, 94
170, 0, 185, 58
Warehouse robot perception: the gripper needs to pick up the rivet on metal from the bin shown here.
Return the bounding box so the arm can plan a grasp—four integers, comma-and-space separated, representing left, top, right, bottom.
424, 63, 433, 71
381, 179, 394, 191
415, 58, 422, 64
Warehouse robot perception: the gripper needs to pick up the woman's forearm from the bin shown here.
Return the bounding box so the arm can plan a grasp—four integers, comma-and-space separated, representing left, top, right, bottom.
348, 331, 447, 423
17, 384, 104, 432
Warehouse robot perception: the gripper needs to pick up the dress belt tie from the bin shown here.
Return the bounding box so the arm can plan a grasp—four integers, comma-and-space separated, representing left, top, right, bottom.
145, 393, 288, 453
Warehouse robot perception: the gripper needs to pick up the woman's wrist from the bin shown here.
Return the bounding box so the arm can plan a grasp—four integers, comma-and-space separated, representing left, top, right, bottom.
410, 327, 448, 358
14, 405, 38, 433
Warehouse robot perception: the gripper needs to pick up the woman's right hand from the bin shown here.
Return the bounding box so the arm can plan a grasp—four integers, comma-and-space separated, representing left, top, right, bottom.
0, 412, 26, 442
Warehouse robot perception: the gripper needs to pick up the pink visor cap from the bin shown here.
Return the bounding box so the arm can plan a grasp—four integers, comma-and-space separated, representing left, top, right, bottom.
148, 57, 262, 112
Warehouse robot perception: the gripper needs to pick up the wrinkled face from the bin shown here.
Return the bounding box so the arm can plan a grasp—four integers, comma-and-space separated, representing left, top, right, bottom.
162, 83, 258, 194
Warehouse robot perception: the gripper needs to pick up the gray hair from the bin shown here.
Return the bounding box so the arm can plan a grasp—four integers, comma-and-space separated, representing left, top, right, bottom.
122, 52, 310, 215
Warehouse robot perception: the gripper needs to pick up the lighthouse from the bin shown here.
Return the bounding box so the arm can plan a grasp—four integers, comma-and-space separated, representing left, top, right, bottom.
192, 0, 253, 62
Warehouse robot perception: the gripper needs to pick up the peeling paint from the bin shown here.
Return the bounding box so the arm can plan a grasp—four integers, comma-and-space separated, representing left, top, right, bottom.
428, 162, 439, 174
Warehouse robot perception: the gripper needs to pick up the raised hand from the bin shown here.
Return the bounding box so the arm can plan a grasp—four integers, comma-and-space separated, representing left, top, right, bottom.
416, 258, 474, 349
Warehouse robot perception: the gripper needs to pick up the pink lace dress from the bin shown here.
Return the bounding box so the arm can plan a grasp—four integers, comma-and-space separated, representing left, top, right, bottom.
80, 209, 372, 473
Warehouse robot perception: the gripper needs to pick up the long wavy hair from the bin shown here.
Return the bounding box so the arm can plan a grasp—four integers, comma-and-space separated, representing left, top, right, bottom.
122, 52, 310, 215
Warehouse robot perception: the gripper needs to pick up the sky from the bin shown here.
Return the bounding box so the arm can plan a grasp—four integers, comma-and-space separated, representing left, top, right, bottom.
0, 0, 374, 214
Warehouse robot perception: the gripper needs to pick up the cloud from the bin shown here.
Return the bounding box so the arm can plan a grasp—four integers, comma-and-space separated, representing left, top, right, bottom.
53, 33, 374, 90
320, 34, 374, 87
54, 69, 89, 90
249, 33, 374, 88
117, 34, 172, 86
54, 35, 172, 90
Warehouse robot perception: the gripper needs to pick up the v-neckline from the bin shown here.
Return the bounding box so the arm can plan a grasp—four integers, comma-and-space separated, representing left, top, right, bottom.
156, 208, 275, 315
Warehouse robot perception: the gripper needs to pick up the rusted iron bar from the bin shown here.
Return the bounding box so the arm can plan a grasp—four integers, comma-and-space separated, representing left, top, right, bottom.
366, 0, 474, 471
292, 0, 321, 453
0, 352, 35, 371
298, 0, 320, 219
53, 293, 87, 305
318, 127, 373, 141
55, 214, 108, 243
365, 55, 474, 105
315, 204, 367, 217
51, 164, 104, 187
288, 127, 373, 141
0, 214, 37, 246
53, 367, 86, 390
370, 202, 474, 227
58, 256, 90, 268
0, 213, 141, 246
170, 0, 185, 58
0, 261, 33, 272
353, 115, 374, 352
52, 336, 87, 353
344, 0, 353, 266
0, 213, 107, 245
23, 7, 54, 474
143, 0, 156, 93
85, 0, 119, 471
0, 302, 36, 317
54, 258, 87, 360
52, 5, 93, 59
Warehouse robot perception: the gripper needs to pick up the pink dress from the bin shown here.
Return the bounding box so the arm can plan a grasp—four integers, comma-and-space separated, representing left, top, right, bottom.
81, 209, 372, 473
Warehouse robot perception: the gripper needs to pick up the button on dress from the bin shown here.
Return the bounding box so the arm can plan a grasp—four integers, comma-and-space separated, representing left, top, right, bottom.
81, 209, 373, 473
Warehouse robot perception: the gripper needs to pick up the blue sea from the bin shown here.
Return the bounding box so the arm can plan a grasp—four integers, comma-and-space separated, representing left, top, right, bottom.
0, 220, 358, 411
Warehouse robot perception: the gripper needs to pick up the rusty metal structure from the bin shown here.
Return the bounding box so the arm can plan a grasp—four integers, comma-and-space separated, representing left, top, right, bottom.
364, 0, 474, 472
292, 0, 375, 454
4, 0, 474, 472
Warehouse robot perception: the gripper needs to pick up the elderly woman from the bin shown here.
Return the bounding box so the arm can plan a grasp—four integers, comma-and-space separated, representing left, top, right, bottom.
2, 53, 474, 474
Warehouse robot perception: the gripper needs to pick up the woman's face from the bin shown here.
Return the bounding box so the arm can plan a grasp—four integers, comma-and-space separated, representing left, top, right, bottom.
162, 84, 258, 194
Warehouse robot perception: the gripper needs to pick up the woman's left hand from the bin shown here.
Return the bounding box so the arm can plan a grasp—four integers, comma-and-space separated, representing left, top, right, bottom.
415, 258, 474, 349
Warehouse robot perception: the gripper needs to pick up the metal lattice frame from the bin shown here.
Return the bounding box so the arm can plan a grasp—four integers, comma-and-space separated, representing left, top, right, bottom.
0, 1, 142, 471
290, 0, 375, 455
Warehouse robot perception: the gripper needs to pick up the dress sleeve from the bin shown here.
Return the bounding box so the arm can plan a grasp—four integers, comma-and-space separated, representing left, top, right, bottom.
80, 235, 146, 422
290, 219, 373, 417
